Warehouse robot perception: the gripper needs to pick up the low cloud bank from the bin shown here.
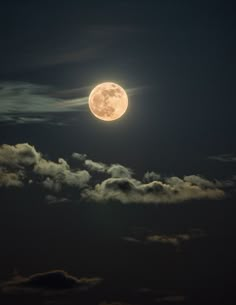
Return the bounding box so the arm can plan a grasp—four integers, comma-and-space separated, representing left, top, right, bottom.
0, 143, 231, 204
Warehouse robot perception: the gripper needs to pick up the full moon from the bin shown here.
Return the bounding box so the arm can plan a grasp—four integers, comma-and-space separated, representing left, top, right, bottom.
88, 82, 128, 121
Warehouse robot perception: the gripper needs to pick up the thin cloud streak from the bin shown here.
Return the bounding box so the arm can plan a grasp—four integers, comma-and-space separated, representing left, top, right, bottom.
208, 154, 236, 163
0, 82, 145, 123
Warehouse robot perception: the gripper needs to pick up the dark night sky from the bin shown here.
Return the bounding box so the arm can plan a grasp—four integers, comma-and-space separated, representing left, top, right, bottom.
0, 1, 236, 305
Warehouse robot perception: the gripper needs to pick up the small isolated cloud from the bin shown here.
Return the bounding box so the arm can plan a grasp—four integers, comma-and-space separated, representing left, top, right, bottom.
122, 236, 141, 243
45, 195, 70, 204
1, 270, 102, 293
123, 229, 206, 247
146, 234, 191, 246
208, 153, 236, 162
72, 152, 87, 162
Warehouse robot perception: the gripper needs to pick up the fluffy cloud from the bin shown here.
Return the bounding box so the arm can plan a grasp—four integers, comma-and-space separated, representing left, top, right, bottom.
85, 159, 107, 173
1, 270, 102, 293
35, 158, 90, 191
0, 143, 90, 192
143, 171, 161, 182
0, 143, 41, 167
83, 159, 132, 178
83, 176, 225, 204
0, 143, 229, 204
107, 164, 133, 178
0, 168, 23, 187
72, 152, 87, 161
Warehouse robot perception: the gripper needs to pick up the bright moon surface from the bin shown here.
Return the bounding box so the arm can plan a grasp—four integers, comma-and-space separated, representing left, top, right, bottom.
88, 82, 128, 121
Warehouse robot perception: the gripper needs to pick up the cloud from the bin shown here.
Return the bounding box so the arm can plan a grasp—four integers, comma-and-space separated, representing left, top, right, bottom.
122, 236, 141, 243
0, 143, 91, 192
0, 168, 23, 187
0, 82, 143, 124
45, 195, 70, 204
208, 153, 236, 162
1, 270, 102, 293
0, 143, 41, 167
85, 159, 107, 173
123, 229, 205, 247
72, 152, 88, 162
82, 176, 225, 204
107, 164, 133, 178
35, 158, 90, 192
84, 159, 132, 178
143, 171, 161, 182
0, 143, 229, 204
0, 82, 88, 124
146, 234, 190, 246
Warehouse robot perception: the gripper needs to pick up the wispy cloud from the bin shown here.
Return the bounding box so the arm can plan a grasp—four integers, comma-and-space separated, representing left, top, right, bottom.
123, 229, 206, 247
0, 82, 144, 124
208, 153, 236, 162
0, 82, 88, 122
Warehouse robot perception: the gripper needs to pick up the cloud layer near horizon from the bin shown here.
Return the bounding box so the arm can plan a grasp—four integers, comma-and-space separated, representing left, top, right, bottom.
0, 143, 229, 204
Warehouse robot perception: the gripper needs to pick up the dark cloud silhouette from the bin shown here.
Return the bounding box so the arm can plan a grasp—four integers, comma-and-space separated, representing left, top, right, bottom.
1, 270, 102, 293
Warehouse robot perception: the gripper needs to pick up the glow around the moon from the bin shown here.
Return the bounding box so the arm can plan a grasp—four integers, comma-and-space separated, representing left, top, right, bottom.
88, 82, 128, 121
